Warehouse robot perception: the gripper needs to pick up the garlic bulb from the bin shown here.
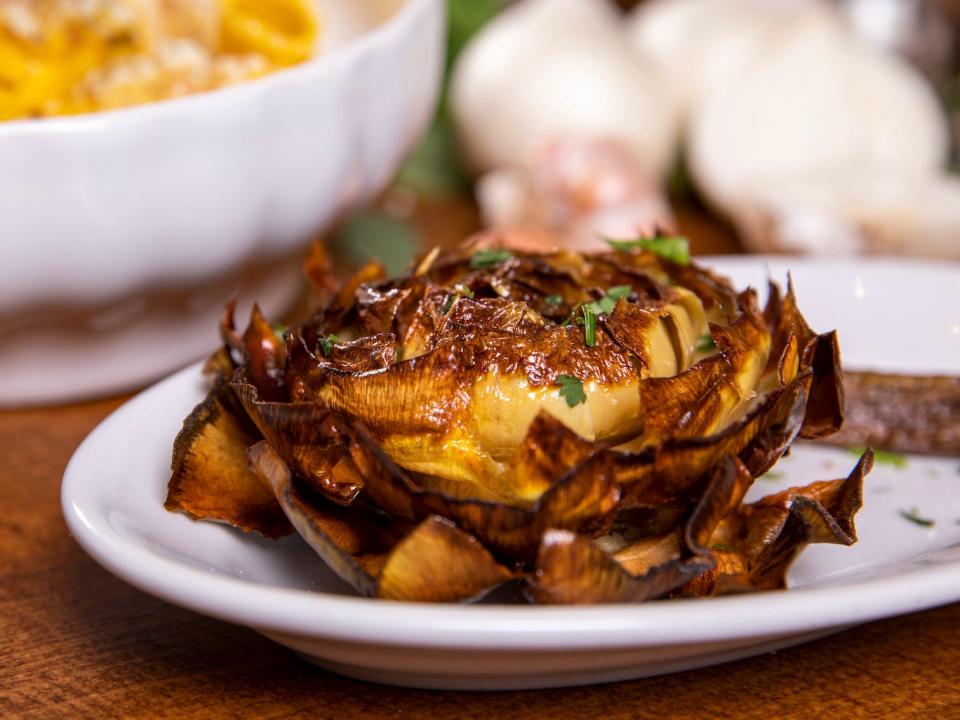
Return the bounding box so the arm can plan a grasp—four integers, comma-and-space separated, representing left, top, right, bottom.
731, 172, 960, 260
627, 0, 841, 120
475, 138, 674, 253
687, 25, 950, 212
450, 0, 678, 180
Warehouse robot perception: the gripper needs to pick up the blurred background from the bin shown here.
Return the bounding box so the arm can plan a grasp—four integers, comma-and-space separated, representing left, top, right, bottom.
3, 0, 958, 405
335, 0, 960, 272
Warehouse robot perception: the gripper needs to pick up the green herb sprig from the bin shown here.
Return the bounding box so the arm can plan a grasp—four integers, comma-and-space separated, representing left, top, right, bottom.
582, 305, 597, 347
319, 334, 339, 357
606, 235, 691, 265
696, 333, 717, 352
441, 284, 475, 313
899, 508, 935, 527
556, 374, 587, 407
584, 285, 632, 316
470, 249, 514, 269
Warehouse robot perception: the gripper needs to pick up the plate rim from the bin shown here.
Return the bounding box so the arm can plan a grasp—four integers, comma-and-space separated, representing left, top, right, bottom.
61, 256, 960, 651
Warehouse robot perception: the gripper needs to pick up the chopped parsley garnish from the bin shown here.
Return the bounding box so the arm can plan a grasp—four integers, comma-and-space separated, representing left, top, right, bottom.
847, 447, 907, 468
606, 235, 691, 265
556, 374, 587, 407
470, 248, 514, 269
583, 284, 633, 316
899, 508, 935, 527
582, 304, 597, 347
760, 471, 784, 481
711, 543, 734, 551
318, 334, 339, 357
696, 333, 717, 352
272, 323, 287, 336
442, 284, 474, 313
545, 294, 563, 306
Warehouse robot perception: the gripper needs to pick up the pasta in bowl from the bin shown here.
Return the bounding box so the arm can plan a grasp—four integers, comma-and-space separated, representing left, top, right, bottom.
0, 0, 443, 405
0, 0, 319, 120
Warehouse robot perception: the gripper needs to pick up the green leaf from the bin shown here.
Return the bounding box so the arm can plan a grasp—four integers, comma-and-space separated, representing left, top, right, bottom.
319, 334, 339, 357
545, 294, 563, 306
760, 471, 784, 481
336, 210, 418, 276
395, 118, 469, 196
442, 284, 474, 313
606, 235, 691, 265
470, 249, 514, 269
584, 285, 633, 317
899, 508, 935, 527
847, 447, 907, 468
582, 305, 597, 347
696, 333, 717, 352
556, 374, 587, 407
606, 285, 632, 301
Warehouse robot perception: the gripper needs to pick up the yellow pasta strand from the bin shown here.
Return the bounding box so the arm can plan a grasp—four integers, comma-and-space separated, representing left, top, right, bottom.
0, 0, 319, 120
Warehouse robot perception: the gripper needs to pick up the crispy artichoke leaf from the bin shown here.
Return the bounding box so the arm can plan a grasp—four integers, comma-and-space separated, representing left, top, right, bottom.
233, 376, 364, 505
345, 419, 621, 560
166, 377, 291, 538
530, 529, 708, 604
616, 374, 810, 507
799, 330, 845, 439
504, 412, 597, 503
377, 515, 517, 602
248, 442, 514, 601
529, 456, 751, 603
242, 304, 286, 402
688, 450, 872, 596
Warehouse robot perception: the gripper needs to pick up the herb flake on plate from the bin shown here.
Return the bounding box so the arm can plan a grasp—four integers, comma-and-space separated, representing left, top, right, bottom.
899, 508, 935, 528
848, 447, 907, 468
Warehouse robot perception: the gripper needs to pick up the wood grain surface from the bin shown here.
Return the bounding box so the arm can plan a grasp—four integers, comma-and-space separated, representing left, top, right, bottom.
2, 201, 958, 718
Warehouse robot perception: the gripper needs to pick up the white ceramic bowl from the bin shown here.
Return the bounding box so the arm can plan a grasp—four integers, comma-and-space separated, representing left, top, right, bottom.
0, 0, 444, 406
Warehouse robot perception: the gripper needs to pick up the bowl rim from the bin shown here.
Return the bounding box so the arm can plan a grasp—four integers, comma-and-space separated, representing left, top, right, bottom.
0, 0, 439, 138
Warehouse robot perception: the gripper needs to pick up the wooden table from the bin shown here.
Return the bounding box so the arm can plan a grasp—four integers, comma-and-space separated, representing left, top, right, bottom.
2, 200, 958, 718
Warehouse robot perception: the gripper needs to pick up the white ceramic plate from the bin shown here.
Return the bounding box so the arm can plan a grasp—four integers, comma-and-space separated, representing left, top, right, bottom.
62, 257, 960, 690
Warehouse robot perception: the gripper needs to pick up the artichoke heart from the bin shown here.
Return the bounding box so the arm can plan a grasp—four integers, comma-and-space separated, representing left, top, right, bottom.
166, 232, 865, 604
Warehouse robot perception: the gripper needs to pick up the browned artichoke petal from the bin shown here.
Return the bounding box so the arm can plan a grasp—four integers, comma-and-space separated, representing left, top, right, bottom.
242, 304, 287, 402
684, 455, 754, 552
799, 330, 844, 439
302, 239, 339, 304
530, 529, 709, 604
504, 412, 597, 502
378, 515, 517, 602
695, 450, 872, 595
347, 420, 621, 559
166, 377, 291, 538
233, 376, 364, 505
249, 442, 514, 601
530, 456, 749, 604
617, 374, 810, 507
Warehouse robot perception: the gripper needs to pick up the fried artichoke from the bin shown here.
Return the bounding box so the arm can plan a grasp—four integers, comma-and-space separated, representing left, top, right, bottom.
166, 233, 868, 603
